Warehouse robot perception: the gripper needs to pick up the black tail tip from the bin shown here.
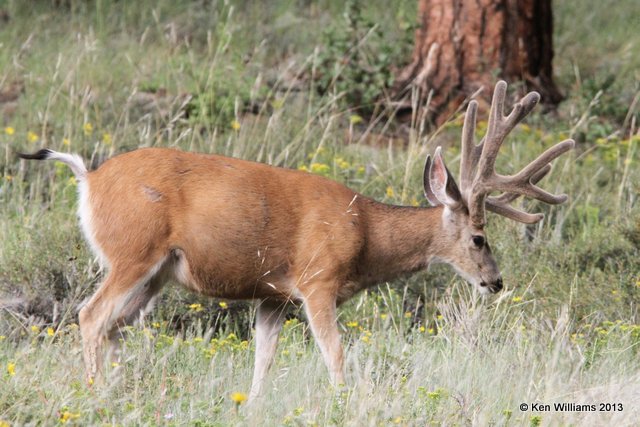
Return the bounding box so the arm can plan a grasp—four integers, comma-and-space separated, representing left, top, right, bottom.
18, 149, 53, 160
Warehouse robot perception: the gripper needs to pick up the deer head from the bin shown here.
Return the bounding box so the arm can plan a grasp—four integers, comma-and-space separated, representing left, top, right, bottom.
423, 81, 575, 294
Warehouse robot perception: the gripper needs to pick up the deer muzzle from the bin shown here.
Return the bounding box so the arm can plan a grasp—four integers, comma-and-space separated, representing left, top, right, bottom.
480, 277, 503, 293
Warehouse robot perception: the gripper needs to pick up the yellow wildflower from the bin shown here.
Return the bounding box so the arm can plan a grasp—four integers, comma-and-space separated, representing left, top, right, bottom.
349, 114, 363, 125
30, 325, 40, 334
59, 411, 80, 423
419, 326, 425, 333
230, 392, 248, 405
68, 176, 77, 186
7, 362, 15, 376
284, 318, 298, 327
512, 296, 523, 303
219, 301, 228, 309
404, 311, 412, 318
0, 420, 10, 427
83, 123, 93, 136
335, 157, 350, 169
47, 327, 55, 337
410, 196, 419, 207
436, 314, 443, 320
380, 313, 387, 320
230, 120, 241, 131
188, 303, 203, 312
428, 328, 435, 334
0, 335, 5, 341
62, 138, 71, 146
310, 163, 330, 174
386, 186, 394, 198
27, 131, 39, 143
297, 165, 309, 172
346, 321, 359, 328
102, 133, 112, 144
427, 390, 441, 399
4, 126, 14, 135
4, 175, 12, 182
111, 362, 120, 368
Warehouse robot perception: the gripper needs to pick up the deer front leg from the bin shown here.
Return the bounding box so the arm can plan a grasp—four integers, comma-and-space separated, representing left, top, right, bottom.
249, 299, 287, 400
302, 286, 345, 386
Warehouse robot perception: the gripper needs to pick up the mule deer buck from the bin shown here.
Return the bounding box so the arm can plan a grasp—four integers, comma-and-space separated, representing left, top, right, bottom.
19, 81, 573, 398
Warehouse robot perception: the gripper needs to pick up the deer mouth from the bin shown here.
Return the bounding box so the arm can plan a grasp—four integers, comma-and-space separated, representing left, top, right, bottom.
479, 277, 503, 294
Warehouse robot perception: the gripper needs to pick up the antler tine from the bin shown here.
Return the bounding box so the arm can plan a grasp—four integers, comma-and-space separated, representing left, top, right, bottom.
475, 81, 508, 181
488, 164, 552, 205
460, 100, 481, 191
489, 139, 575, 206
511, 139, 575, 183
476, 82, 541, 181
485, 162, 558, 224
486, 201, 544, 224
508, 92, 541, 125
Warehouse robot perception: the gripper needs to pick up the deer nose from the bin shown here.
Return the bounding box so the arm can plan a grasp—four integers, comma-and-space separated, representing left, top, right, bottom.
480, 277, 503, 293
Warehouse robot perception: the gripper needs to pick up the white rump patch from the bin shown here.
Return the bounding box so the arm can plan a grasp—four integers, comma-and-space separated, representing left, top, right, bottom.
78, 180, 109, 270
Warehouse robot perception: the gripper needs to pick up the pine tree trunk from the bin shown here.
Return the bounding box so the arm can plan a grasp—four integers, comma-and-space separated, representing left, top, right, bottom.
394, 0, 563, 125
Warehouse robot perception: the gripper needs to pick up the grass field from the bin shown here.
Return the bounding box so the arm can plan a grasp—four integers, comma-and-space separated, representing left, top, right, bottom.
1, 0, 639, 425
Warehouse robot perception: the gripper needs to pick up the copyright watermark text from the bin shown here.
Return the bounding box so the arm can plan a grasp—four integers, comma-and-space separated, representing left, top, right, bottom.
519, 402, 623, 412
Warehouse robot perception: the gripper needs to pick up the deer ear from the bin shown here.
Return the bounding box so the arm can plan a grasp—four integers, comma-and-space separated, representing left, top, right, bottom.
426, 147, 463, 210
423, 155, 441, 206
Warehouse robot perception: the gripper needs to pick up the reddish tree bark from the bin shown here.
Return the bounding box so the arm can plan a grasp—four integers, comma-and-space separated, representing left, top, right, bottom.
394, 0, 563, 125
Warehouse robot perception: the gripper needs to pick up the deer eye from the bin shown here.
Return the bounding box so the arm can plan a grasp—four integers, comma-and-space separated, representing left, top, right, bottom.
472, 235, 485, 248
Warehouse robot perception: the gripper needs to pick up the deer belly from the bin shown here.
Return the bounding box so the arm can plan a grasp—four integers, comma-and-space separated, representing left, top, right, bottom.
170, 244, 295, 301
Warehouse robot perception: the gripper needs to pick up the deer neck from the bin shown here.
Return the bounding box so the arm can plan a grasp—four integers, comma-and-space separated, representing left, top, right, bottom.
356, 200, 447, 285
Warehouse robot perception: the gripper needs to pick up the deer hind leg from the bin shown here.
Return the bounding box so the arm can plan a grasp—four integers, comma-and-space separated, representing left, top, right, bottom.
302, 285, 345, 386
106, 272, 167, 365
78, 259, 166, 384
249, 299, 288, 400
